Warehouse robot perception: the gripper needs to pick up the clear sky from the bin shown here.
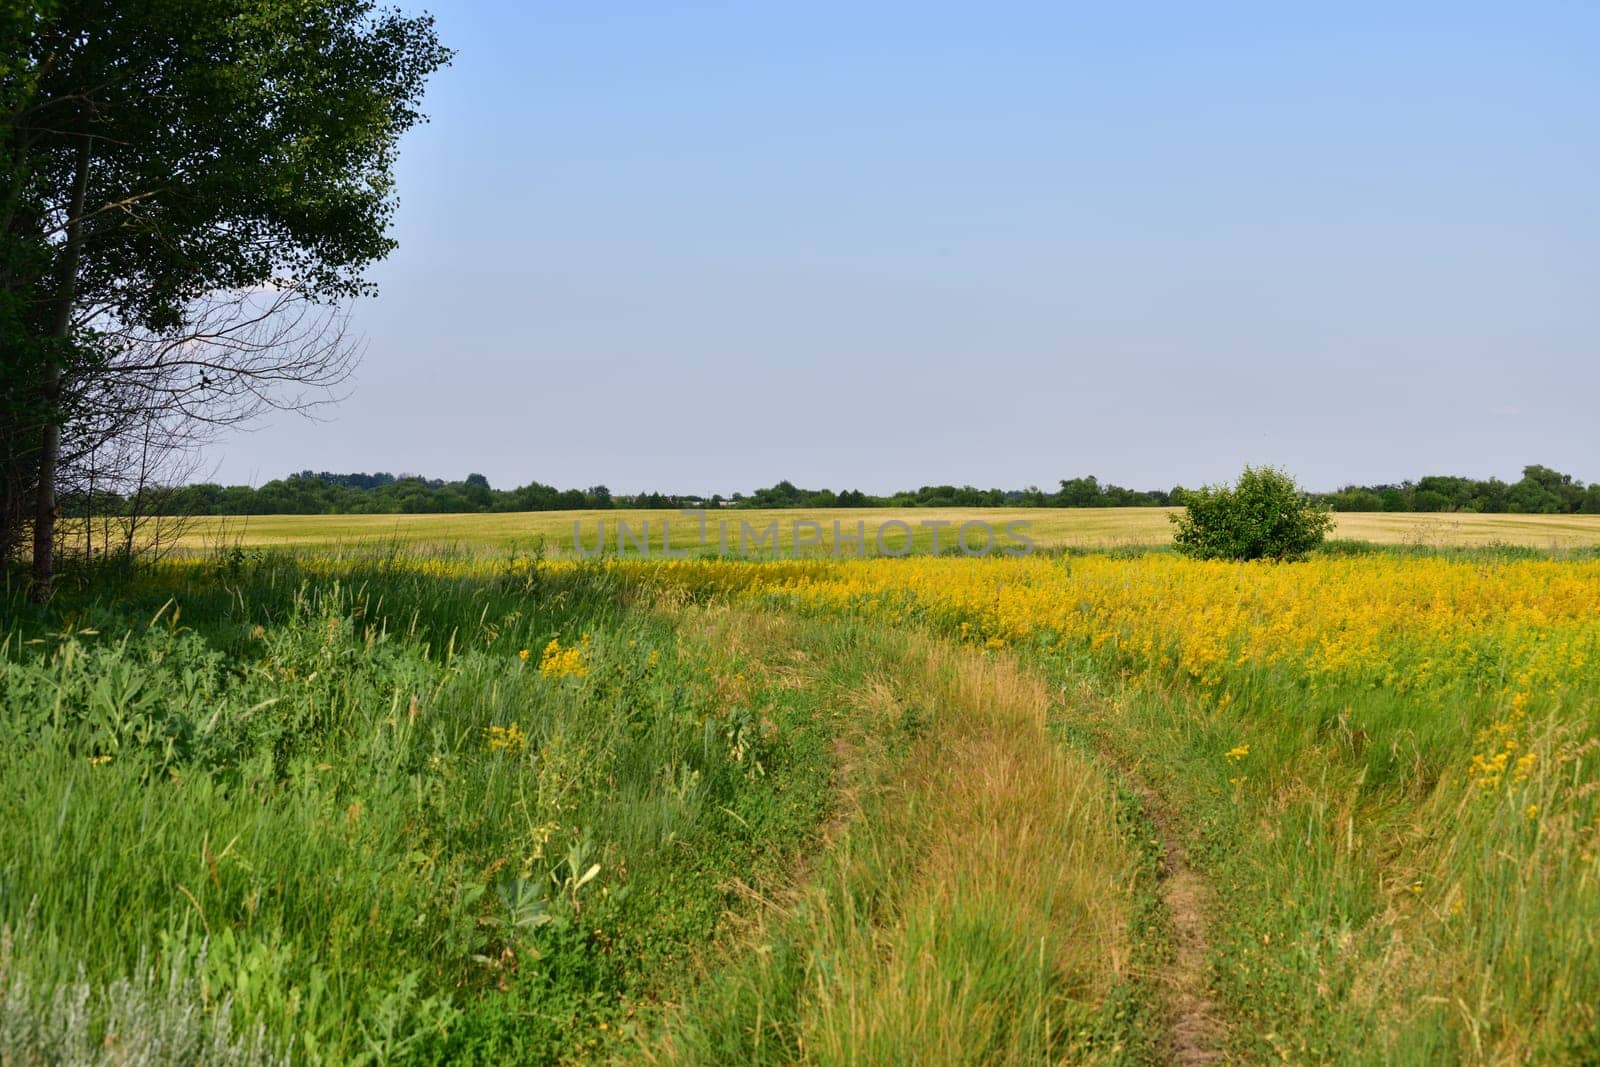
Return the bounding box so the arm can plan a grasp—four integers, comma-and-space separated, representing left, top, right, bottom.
211, 1, 1599, 495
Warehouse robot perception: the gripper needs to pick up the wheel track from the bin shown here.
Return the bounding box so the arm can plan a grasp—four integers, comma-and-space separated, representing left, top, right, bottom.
1056, 684, 1228, 1065
1139, 780, 1226, 1065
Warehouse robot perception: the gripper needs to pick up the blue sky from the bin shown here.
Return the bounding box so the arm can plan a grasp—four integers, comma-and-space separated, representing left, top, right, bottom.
213, 1, 1599, 494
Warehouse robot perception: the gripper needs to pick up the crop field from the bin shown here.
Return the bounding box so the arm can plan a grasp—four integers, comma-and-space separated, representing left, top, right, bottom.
137, 507, 1600, 556
4, 542, 1600, 1063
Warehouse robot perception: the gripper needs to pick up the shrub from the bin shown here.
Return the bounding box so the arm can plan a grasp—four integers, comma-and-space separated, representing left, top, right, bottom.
1170, 465, 1332, 561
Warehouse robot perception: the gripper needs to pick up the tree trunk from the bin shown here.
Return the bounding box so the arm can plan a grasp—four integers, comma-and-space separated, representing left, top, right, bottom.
30, 135, 90, 603
84, 457, 94, 562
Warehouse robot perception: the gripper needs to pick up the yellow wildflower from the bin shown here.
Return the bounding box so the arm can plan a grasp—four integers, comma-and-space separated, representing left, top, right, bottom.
540, 635, 591, 680
487, 721, 528, 754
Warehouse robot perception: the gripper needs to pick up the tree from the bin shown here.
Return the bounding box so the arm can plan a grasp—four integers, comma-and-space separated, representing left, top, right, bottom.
58, 286, 359, 554
1324, 486, 1385, 512
461, 472, 491, 509
1, 1, 450, 597
1508, 465, 1583, 514
1170, 465, 1333, 561
1055, 476, 1101, 507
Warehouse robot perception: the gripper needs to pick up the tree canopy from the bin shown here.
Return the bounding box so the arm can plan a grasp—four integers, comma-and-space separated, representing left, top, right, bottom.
1171, 466, 1335, 561
1, 0, 450, 594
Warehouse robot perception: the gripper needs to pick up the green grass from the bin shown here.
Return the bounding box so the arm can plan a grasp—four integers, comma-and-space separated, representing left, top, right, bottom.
667, 546, 1600, 1061
0, 553, 1163, 1064
655, 616, 1148, 1065
1053, 669, 1600, 1063
8, 542, 1600, 1063
0, 555, 837, 1063
994, 594, 1600, 1062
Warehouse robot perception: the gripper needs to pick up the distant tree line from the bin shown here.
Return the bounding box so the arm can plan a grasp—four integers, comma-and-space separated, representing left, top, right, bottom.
62, 472, 1182, 515
1318, 465, 1600, 514
62, 464, 1600, 517
80, 471, 612, 516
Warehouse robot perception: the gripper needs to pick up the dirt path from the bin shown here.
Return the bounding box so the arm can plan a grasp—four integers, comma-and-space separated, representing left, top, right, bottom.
1049, 671, 1222, 1062
1139, 781, 1226, 1065
653, 609, 1149, 1063
1057, 680, 1228, 1064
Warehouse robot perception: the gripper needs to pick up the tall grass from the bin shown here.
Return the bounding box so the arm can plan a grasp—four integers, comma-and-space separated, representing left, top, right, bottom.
661, 618, 1147, 1065
11, 545, 1598, 1062
663, 548, 1600, 1061
0, 552, 834, 1063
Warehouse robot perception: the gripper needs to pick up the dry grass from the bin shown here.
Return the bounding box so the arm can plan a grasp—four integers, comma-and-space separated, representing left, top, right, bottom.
660, 613, 1135, 1064
144, 507, 1600, 556
793, 642, 1134, 1063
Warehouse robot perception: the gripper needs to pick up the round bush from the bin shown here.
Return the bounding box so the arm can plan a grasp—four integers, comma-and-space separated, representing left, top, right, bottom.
1170, 465, 1333, 561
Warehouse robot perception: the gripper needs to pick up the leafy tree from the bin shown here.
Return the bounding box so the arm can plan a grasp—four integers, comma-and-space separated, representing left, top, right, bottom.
1170, 465, 1333, 561
2, 1, 450, 597
460, 473, 492, 508
1055, 476, 1101, 507
1377, 487, 1408, 512
1509, 464, 1583, 514
1324, 487, 1385, 512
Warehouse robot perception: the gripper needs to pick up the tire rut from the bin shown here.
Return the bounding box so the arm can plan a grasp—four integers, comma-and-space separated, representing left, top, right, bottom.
1137, 780, 1226, 1066
1058, 688, 1228, 1064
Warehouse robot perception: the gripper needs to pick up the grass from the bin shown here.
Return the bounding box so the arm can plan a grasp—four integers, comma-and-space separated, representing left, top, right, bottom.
656, 613, 1148, 1064
681, 550, 1600, 1062
96, 506, 1600, 558
0, 556, 839, 1063
1042, 666, 1600, 1062
6, 540, 1600, 1062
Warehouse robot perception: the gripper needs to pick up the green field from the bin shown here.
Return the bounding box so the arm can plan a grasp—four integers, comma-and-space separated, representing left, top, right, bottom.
13, 4, 1600, 1064
150, 507, 1600, 556
4, 541, 1600, 1063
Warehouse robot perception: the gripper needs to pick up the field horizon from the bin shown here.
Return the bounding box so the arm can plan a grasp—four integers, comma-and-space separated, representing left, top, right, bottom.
135, 506, 1600, 557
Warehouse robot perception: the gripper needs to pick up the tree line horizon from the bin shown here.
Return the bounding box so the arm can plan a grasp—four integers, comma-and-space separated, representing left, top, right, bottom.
68, 463, 1600, 517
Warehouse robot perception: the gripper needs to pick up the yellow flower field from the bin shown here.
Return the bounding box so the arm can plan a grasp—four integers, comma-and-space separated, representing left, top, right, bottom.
283, 550, 1600, 711
580, 550, 1599, 1058
606, 554, 1600, 702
